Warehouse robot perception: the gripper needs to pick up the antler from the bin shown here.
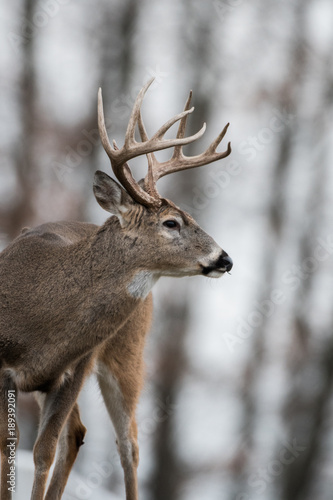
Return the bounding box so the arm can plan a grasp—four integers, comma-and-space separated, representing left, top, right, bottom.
140, 92, 231, 197
98, 78, 231, 207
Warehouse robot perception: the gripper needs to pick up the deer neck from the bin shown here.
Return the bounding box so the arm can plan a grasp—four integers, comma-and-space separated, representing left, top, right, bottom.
90, 217, 159, 303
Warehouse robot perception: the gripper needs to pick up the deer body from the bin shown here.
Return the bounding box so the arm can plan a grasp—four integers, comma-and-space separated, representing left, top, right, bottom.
0, 220, 141, 388
0, 79, 233, 499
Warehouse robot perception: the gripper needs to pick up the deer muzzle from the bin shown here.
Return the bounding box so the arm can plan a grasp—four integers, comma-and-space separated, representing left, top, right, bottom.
201, 250, 233, 277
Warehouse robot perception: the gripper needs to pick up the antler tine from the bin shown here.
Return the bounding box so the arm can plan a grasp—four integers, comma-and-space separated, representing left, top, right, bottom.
172, 90, 193, 161
124, 77, 155, 147
178, 91, 193, 137
206, 122, 231, 154
152, 107, 193, 140
98, 88, 115, 159
137, 111, 149, 142
137, 111, 160, 198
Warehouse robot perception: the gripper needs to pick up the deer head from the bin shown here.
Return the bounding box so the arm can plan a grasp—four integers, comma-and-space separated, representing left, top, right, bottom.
93, 78, 233, 284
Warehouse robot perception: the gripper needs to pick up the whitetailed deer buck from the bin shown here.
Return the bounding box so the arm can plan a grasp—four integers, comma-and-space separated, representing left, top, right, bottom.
0, 78, 232, 500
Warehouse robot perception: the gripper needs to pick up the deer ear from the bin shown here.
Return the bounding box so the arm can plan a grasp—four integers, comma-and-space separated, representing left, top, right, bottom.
93, 171, 133, 215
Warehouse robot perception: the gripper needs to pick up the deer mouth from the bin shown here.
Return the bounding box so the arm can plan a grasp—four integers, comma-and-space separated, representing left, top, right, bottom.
201, 266, 228, 278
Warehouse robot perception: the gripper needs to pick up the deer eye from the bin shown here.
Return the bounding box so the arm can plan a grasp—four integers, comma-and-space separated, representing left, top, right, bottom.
163, 220, 180, 230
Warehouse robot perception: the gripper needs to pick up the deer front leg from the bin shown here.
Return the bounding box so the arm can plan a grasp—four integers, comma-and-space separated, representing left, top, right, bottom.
97, 295, 152, 500
97, 364, 140, 500
0, 371, 19, 500
44, 402, 86, 500
31, 355, 92, 500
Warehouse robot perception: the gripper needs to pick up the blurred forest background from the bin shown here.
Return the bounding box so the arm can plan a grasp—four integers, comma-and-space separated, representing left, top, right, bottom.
1, 0, 333, 499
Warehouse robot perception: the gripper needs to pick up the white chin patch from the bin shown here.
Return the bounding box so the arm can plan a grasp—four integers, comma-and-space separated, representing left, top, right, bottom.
207, 269, 225, 278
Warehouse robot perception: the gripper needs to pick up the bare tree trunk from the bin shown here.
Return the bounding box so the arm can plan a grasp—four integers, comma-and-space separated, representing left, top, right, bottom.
81, 0, 140, 222
148, 299, 190, 500
230, 1, 310, 497
0, 0, 41, 450
2, 0, 37, 239
280, 93, 333, 500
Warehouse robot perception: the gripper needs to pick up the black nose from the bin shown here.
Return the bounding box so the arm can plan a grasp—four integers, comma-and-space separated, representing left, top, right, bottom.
218, 251, 233, 272
222, 255, 233, 272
